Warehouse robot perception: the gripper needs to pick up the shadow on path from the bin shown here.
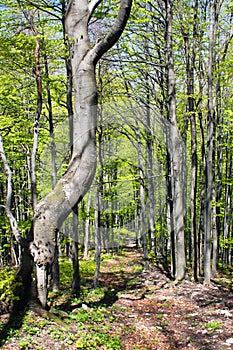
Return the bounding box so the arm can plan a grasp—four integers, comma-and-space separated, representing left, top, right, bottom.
0, 299, 28, 347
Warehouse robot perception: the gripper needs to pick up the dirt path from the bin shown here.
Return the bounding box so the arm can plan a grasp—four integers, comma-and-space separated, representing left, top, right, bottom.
99, 250, 233, 350
1, 249, 233, 349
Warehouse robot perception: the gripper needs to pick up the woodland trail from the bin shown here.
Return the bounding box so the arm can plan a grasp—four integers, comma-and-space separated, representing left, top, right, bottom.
0, 249, 233, 349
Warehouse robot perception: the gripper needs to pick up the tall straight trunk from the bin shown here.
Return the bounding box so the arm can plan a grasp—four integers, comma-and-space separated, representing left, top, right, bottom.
20, 9, 44, 212
215, 79, 223, 262
204, 0, 219, 285
44, 54, 57, 190
83, 190, 92, 259
190, 109, 198, 280
94, 188, 101, 288
43, 52, 60, 291
31, 0, 132, 308
211, 62, 221, 276
135, 119, 149, 269
61, 3, 79, 292
198, 106, 205, 276
72, 204, 80, 293
52, 229, 60, 291
31, 39, 42, 211
166, 149, 175, 277
145, 98, 156, 255
211, 189, 218, 276
93, 123, 104, 287
181, 0, 198, 280
165, 0, 186, 280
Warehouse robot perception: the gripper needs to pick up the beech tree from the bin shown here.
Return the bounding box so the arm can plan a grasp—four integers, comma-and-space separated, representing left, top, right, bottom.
29, 0, 132, 308
1, 0, 233, 309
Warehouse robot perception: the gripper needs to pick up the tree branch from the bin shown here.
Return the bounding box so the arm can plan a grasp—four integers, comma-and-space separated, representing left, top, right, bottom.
0, 133, 27, 247
88, 0, 103, 20
90, 0, 132, 65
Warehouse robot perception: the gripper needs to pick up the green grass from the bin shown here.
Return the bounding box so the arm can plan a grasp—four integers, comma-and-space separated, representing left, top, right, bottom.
59, 257, 96, 287
50, 254, 123, 349
203, 321, 222, 330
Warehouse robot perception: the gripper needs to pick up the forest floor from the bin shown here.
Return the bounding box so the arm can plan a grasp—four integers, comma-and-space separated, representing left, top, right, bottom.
0, 248, 233, 349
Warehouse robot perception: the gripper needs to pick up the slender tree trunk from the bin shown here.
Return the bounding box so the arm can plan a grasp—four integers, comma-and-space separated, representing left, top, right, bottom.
204, 0, 219, 285
211, 192, 218, 277
93, 174, 102, 288
181, 0, 198, 280
165, 0, 186, 280
145, 98, 156, 255
22, 11, 43, 212
134, 120, 149, 269
211, 61, 222, 276
72, 204, 80, 293
83, 190, 92, 259
0, 133, 33, 298
165, 149, 175, 277
215, 79, 223, 265
43, 52, 61, 292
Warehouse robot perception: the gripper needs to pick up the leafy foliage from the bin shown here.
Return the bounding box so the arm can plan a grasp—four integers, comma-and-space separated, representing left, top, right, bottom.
0, 268, 22, 305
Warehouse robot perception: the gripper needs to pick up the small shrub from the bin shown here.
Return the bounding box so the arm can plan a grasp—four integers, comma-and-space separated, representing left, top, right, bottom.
0, 267, 22, 309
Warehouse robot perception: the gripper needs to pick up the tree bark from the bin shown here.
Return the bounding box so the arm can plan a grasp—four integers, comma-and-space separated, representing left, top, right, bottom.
83, 190, 92, 259
180, 0, 198, 280
30, 0, 132, 308
135, 121, 149, 269
43, 51, 60, 291
72, 204, 80, 293
165, 0, 186, 281
204, 0, 220, 285
145, 95, 156, 255
20, 9, 43, 212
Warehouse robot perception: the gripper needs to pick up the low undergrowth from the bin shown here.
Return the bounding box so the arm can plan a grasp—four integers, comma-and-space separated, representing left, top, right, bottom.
0, 249, 233, 350
0, 267, 22, 314
0, 250, 141, 349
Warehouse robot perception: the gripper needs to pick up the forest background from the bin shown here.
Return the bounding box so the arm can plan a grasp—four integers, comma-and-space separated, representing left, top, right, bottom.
0, 0, 232, 307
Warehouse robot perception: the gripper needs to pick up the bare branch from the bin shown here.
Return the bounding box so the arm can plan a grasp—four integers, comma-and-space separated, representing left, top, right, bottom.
27, 1, 62, 21
0, 133, 27, 247
90, 0, 132, 64
88, 0, 103, 20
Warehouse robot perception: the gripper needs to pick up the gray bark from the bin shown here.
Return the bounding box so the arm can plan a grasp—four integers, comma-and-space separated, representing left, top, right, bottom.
0, 133, 25, 247
180, 0, 198, 280
135, 121, 149, 269
83, 190, 92, 259
204, 0, 220, 285
165, 0, 186, 281
44, 51, 60, 291
30, 0, 132, 308
72, 204, 80, 293
93, 181, 102, 288
145, 103, 156, 255
93, 120, 103, 287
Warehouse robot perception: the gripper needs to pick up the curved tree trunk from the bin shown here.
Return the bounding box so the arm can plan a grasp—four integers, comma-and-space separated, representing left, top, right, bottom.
30, 0, 132, 308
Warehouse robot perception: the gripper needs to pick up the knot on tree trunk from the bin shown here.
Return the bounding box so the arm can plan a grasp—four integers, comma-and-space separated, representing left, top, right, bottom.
30, 242, 54, 267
